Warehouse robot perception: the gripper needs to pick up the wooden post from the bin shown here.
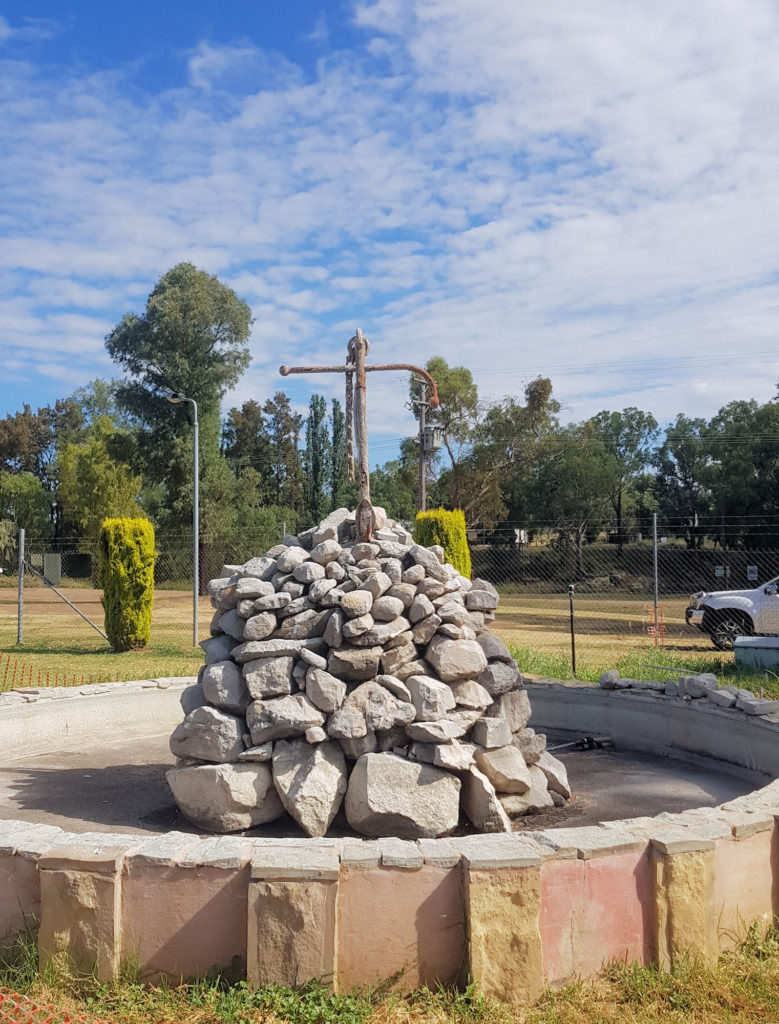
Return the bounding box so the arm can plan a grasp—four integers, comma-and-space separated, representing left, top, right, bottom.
353, 328, 370, 505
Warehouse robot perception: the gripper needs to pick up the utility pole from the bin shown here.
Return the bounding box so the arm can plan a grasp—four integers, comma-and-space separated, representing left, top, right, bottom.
415, 376, 428, 513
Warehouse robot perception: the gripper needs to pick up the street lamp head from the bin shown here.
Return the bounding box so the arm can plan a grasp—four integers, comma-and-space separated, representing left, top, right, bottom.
167, 392, 183, 404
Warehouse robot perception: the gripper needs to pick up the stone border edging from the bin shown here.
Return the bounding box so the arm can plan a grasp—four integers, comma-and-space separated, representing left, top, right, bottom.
1, 676, 778, 1000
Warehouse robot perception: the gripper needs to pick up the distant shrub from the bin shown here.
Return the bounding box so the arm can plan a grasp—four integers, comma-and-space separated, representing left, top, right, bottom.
413, 508, 472, 579
99, 517, 156, 651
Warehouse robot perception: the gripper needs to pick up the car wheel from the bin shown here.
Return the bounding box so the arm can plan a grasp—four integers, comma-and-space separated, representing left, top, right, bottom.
704, 611, 752, 651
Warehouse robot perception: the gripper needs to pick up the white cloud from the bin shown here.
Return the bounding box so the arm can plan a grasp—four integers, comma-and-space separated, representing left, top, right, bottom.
1, 1, 778, 445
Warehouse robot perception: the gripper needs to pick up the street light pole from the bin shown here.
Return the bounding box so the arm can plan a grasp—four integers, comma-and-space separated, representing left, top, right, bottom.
168, 393, 199, 647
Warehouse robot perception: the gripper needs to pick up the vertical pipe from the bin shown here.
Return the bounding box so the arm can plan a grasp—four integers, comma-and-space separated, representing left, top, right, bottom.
568, 583, 576, 676
354, 328, 370, 504
652, 512, 659, 647
192, 403, 200, 648
418, 378, 427, 513
16, 528, 24, 645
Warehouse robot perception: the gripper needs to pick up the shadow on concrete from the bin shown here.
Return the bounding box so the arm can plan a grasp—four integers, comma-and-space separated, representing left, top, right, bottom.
0, 736, 766, 839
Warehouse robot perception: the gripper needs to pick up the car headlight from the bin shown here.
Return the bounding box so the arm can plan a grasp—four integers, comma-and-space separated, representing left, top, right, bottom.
689, 591, 706, 608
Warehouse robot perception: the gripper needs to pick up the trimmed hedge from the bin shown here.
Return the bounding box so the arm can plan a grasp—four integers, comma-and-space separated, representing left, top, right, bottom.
413, 508, 472, 579
99, 517, 156, 651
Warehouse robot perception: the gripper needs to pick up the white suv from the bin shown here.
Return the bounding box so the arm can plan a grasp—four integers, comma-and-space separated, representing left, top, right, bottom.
686, 576, 779, 650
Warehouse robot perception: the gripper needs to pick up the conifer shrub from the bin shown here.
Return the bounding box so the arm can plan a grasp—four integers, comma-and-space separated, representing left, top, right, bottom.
99, 517, 156, 651
413, 507, 472, 578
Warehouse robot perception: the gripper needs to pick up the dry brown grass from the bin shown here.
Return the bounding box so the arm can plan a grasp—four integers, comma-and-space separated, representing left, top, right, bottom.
0, 584, 740, 689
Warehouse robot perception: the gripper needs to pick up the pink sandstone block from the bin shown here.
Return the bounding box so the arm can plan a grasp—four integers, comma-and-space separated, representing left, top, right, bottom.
0, 853, 39, 940
121, 863, 249, 981
336, 865, 464, 991
713, 830, 776, 948
540, 849, 652, 983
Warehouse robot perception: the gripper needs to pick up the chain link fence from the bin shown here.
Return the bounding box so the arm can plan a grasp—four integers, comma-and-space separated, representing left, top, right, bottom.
469, 519, 779, 666
2, 519, 778, 673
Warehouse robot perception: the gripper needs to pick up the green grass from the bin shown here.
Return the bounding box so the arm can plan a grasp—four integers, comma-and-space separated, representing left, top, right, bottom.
510, 642, 779, 697
3, 925, 779, 1023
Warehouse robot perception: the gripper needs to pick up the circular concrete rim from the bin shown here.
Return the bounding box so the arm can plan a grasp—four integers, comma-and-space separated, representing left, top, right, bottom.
4, 676, 779, 998
0, 675, 777, 859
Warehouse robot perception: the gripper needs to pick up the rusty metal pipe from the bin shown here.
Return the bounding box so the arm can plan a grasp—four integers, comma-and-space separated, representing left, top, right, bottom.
280, 362, 439, 408
364, 364, 440, 408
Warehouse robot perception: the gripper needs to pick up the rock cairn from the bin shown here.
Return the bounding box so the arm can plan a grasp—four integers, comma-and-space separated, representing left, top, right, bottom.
167, 507, 571, 839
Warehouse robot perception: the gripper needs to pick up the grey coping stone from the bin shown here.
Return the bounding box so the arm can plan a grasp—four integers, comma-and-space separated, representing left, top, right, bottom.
341, 840, 381, 868
451, 833, 542, 869
0, 822, 72, 858
599, 816, 658, 836
250, 844, 340, 881
719, 810, 776, 837
535, 825, 644, 860
130, 831, 203, 866
71, 831, 145, 850
154, 677, 197, 686
179, 836, 255, 869
417, 838, 460, 868
379, 837, 424, 869
648, 823, 725, 855
737, 697, 779, 715
38, 839, 136, 872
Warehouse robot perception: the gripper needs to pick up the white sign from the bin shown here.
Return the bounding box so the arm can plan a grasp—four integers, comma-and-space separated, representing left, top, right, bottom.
747, 565, 759, 581
715, 565, 725, 578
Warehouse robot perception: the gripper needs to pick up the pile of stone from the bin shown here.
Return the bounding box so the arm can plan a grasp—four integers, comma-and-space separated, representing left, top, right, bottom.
167, 507, 571, 839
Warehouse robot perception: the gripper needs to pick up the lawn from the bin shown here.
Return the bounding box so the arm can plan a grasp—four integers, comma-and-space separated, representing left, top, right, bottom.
0, 581, 206, 686
0, 583, 774, 694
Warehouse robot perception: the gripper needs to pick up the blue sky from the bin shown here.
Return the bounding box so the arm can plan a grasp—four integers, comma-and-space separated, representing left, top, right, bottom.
2, 0, 779, 464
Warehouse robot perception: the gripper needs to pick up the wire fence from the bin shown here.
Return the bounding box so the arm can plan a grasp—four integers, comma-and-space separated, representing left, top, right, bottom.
2, 520, 779, 672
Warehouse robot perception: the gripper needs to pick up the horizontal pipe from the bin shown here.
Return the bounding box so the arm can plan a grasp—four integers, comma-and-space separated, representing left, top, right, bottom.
279, 363, 439, 408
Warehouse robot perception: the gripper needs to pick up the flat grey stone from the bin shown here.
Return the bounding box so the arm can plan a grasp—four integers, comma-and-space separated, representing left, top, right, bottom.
451, 834, 541, 869
379, 837, 424, 868
250, 846, 340, 881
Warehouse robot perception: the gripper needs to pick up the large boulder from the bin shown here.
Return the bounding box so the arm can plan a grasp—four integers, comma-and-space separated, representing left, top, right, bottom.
271, 738, 347, 837
167, 762, 284, 831
344, 752, 461, 839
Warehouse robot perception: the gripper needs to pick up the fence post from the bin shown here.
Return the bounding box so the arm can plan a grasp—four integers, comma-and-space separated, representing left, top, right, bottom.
568, 583, 576, 677
16, 528, 24, 645
652, 513, 659, 644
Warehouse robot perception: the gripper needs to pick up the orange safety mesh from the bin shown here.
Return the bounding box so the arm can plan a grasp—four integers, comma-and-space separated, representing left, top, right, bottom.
0, 988, 115, 1024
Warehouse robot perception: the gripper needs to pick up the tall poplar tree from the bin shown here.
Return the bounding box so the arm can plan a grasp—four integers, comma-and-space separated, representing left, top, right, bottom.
303, 394, 331, 524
